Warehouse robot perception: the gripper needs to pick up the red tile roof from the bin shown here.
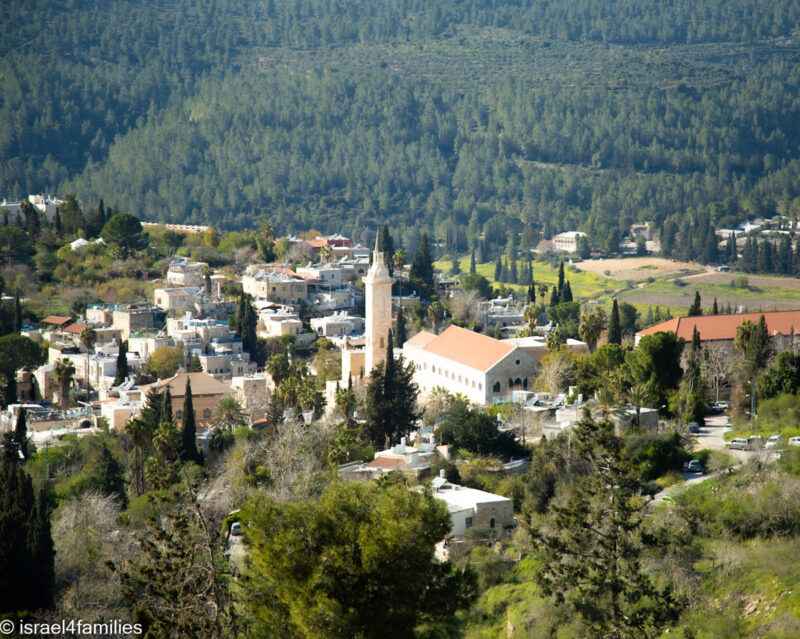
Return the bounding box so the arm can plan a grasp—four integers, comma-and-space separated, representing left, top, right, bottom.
405, 325, 515, 371
365, 456, 405, 470
636, 310, 800, 342
64, 323, 90, 334
42, 315, 73, 327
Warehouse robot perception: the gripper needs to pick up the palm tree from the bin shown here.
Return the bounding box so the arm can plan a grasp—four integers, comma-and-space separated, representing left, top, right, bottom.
213, 396, 248, 430
201, 265, 214, 296
54, 358, 76, 408
80, 326, 97, 390
319, 244, 333, 263
626, 383, 650, 430
537, 284, 549, 306
427, 300, 444, 334
579, 309, 606, 352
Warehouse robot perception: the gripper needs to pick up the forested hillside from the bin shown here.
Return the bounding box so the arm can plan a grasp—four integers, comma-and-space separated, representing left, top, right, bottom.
2, 0, 800, 253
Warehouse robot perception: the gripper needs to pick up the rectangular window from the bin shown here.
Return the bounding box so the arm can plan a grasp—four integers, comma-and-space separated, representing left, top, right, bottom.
465, 517, 473, 529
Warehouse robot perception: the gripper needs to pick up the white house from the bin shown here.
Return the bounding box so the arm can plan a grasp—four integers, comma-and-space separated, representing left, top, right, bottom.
552, 231, 587, 253
403, 325, 540, 405
431, 475, 515, 538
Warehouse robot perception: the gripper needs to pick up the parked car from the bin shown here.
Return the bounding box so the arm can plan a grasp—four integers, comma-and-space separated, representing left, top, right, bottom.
687, 460, 704, 473
230, 522, 242, 537
746, 435, 763, 450
727, 437, 749, 450
723, 426, 733, 434
765, 435, 782, 449
687, 422, 700, 434
789, 437, 800, 447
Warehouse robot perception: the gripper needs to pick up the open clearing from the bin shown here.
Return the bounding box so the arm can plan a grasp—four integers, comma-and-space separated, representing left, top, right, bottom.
573, 257, 709, 281
681, 271, 800, 289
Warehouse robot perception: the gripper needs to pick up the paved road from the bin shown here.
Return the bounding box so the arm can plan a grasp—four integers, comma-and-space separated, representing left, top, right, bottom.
652, 413, 780, 504
693, 413, 749, 463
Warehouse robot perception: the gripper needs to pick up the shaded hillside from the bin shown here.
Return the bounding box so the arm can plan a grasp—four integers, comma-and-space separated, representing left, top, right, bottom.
2, 0, 800, 252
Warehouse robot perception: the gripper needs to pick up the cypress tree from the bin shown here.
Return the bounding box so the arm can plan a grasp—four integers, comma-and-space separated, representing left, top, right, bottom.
494, 256, 502, 281
13, 407, 27, 460
394, 305, 407, 347
364, 330, 420, 448
161, 386, 174, 425
0, 458, 54, 612
728, 232, 737, 263
688, 291, 702, 316
180, 379, 200, 464
549, 285, 559, 308
409, 233, 434, 298
557, 261, 565, 297
113, 339, 129, 385
14, 292, 21, 333
712, 298, 719, 315
379, 224, 395, 276
469, 250, 476, 274
54, 209, 62, 235
608, 299, 621, 345
561, 280, 573, 303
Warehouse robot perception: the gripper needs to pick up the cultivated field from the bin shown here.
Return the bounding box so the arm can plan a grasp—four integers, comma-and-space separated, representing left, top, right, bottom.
573, 257, 709, 281
681, 271, 800, 289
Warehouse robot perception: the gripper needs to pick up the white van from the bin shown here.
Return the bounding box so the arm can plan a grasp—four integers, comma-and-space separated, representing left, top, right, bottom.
727, 438, 749, 450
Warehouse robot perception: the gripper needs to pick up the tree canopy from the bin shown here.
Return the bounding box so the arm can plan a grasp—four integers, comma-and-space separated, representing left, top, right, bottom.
242, 481, 476, 639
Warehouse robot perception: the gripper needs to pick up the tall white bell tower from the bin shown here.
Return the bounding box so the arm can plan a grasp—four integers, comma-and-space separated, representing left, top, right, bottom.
364, 234, 394, 375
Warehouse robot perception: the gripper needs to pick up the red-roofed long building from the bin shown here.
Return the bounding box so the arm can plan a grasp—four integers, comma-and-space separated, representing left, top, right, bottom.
403, 325, 540, 405
634, 310, 800, 346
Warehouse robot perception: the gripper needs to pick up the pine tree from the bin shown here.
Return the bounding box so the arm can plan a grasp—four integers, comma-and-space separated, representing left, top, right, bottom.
114, 339, 129, 385
607, 299, 621, 345
394, 305, 407, 347
688, 291, 702, 316
533, 412, 684, 637
180, 379, 201, 464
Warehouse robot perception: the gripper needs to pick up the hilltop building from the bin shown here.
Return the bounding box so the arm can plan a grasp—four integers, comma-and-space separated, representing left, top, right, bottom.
635, 310, 800, 346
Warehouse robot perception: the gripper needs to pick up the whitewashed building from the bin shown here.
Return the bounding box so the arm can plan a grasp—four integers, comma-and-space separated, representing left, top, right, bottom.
403, 325, 540, 405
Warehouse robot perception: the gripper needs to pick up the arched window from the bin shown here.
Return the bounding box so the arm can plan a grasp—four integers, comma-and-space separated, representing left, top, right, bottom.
514, 377, 522, 388
176, 410, 183, 421
203, 408, 212, 419
490, 518, 495, 529
493, 381, 501, 393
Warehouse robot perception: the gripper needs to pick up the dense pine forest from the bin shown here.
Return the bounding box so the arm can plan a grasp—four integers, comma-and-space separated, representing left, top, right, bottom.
2, 0, 800, 253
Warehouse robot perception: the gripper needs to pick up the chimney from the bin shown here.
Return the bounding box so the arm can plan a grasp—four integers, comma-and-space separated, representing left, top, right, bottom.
439, 469, 445, 478
400, 436, 406, 447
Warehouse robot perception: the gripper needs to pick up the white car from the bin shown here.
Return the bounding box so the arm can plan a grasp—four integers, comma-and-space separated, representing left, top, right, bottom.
789, 437, 800, 447
765, 436, 782, 449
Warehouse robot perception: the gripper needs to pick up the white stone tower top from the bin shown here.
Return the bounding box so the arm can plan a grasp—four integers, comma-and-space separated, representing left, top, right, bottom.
364, 233, 394, 375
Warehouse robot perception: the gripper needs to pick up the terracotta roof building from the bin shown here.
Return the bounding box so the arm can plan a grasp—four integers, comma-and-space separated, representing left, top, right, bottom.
634, 310, 800, 346
403, 325, 540, 405
41, 315, 73, 329
140, 372, 235, 426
